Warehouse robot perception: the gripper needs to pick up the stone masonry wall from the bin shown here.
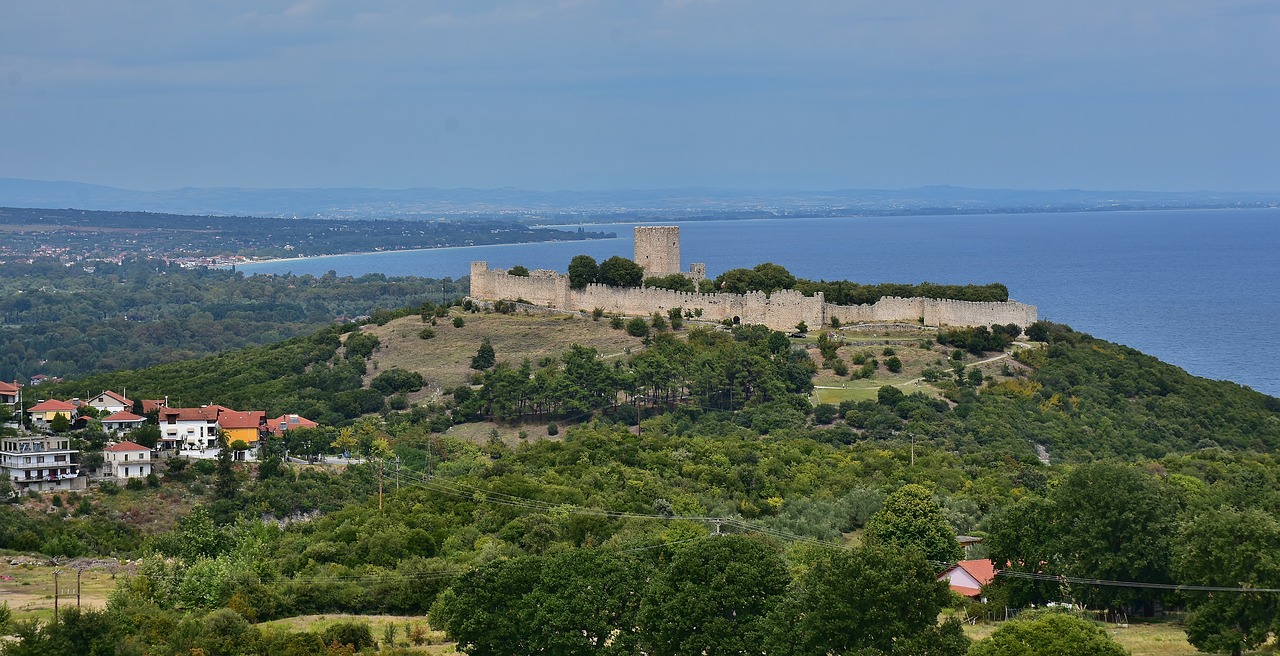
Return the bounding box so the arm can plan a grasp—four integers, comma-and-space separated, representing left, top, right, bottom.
471, 261, 1037, 331
634, 226, 681, 278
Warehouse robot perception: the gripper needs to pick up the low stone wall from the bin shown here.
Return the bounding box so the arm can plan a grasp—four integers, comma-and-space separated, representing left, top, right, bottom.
470, 262, 1037, 331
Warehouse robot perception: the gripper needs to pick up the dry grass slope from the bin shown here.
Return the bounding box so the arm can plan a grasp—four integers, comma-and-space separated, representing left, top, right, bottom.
363, 309, 646, 399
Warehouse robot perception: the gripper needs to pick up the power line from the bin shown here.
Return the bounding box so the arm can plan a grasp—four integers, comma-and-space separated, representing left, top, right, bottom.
997, 570, 1280, 594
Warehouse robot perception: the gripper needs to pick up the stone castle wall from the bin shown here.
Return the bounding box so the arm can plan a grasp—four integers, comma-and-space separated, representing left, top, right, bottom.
471, 261, 1037, 331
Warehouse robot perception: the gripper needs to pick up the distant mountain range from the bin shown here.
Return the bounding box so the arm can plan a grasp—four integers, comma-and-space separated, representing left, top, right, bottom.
0, 178, 1275, 221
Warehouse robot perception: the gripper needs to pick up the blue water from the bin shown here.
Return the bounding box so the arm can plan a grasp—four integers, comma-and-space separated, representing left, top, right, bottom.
239, 209, 1280, 396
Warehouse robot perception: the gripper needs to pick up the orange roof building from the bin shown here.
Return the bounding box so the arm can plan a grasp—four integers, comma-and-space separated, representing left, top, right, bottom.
938, 559, 998, 599
266, 414, 318, 436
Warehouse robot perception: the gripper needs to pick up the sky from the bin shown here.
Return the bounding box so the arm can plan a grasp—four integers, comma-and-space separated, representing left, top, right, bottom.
1, 1, 1278, 192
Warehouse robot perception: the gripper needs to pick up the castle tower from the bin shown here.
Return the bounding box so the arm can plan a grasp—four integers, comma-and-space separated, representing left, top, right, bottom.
634, 226, 681, 278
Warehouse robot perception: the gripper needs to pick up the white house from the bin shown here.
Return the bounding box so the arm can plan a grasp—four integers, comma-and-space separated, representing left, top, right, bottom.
1, 434, 83, 492
103, 441, 152, 479
101, 411, 147, 435
158, 406, 229, 450
87, 390, 132, 415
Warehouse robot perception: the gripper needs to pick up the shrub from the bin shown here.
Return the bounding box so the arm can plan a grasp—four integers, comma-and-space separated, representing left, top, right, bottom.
592, 307, 605, 320
372, 368, 426, 394
610, 316, 625, 330
651, 312, 668, 331
885, 356, 903, 373
126, 477, 145, 491
832, 359, 849, 377
813, 403, 838, 424
146, 473, 160, 487
509, 265, 530, 277
321, 622, 376, 652
453, 316, 465, 328
546, 423, 559, 436
418, 328, 436, 340
882, 347, 896, 356
98, 481, 120, 495
626, 317, 650, 338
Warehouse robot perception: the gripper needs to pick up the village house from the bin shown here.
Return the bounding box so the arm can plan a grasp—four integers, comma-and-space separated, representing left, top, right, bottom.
157, 405, 229, 450
87, 390, 132, 415
103, 441, 152, 479
101, 410, 147, 435
0, 433, 83, 492
26, 399, 77, 430
266, 413, 318, 437
0, 381, 19, 430
938, 559, 998, 601
218, 411, 266, 459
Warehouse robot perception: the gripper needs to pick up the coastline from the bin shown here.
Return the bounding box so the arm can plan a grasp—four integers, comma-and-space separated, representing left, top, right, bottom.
231, 234, 627, 268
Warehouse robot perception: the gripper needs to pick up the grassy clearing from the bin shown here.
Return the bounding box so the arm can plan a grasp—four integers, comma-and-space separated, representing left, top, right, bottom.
365, 309, 644, 395
256, 614, 452, 653
963, 621, 1202, 656
0, 561, 121, 624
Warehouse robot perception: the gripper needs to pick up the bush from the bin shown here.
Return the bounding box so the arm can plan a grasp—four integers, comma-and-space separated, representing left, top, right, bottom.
321, 622, 376, 652
126, 477, 144, 491
882, 347, 896, 356
831, 359, 849, 377
98, 481, 120, 495
610, 316, 625, 330
372, 368, 426, 395
885, 356, 903, 373
146, 473, 160, 487
626, 317, 650, 338
547, 423, 559, 436
509, 265, 530, 277
418, 328, 436, 340
453, 316, 465, 328
813, 403, 838, 424
592, 307, 605, 320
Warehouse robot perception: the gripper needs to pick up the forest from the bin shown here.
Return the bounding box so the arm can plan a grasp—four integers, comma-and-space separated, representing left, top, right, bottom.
0, 258, 464, 383
5, 301, 1280, 653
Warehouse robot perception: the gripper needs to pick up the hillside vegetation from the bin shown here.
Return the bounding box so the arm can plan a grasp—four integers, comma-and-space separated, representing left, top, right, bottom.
8, 308, 1280, 655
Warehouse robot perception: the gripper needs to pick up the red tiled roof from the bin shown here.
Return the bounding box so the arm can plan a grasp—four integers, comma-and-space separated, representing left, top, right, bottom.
218, 411, 265, 430
957, 559, 997, 586
0, 381, 19, 394
28, 399, 77, 412
96, 390, 132, 406
105, 441, 149, 452
159, 406, 220, 422
102, 411, 146, 423
141, 399, 168, 413
266, 414, 318, 435
939, 559, 999, 598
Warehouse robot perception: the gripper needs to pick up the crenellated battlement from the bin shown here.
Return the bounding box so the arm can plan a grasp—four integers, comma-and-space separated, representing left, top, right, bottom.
467, 230, 1037, 331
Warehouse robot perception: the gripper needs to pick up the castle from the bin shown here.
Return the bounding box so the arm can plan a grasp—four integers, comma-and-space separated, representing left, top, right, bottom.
469, 227, 1037, 332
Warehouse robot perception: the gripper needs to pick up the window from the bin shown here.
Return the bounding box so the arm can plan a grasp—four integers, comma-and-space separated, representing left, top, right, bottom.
36, 456, 44, 464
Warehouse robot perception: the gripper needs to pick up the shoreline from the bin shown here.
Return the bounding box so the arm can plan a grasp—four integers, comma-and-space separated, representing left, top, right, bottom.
231, 235, 626, 268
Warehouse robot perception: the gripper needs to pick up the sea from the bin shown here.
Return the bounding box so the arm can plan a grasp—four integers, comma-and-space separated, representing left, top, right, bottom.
238, 208, 1280, 397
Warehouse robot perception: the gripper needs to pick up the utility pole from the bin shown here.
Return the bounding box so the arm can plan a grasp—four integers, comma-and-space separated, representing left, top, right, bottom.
378, 457, 384, 511
77, 569, 82, 609
395, 456, 401, 491
53, 569, 59, 624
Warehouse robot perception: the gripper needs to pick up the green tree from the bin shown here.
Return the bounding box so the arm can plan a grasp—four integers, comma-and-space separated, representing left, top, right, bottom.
864, 483, 962, 566
986, 495, 1061, 607
639, 536, 790, 656
214, 434, 236, 500
968, 610, 1127, 656
750, 262, 796, 293
471, 338, 496, 370
49, 413, 71, 433
1176, 508, 1280, 656
598, 256, 645, 288
764, 545, 966, 656
1049, 462, 1175, 610
567, 255, 599, 289
508, 265, 530, 277
130, 423, 161, 448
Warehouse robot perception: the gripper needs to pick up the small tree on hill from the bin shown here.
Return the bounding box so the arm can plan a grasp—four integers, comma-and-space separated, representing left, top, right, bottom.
471, 338, 496, 370
214, 434, 236, 500
864, 483, 962, 566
